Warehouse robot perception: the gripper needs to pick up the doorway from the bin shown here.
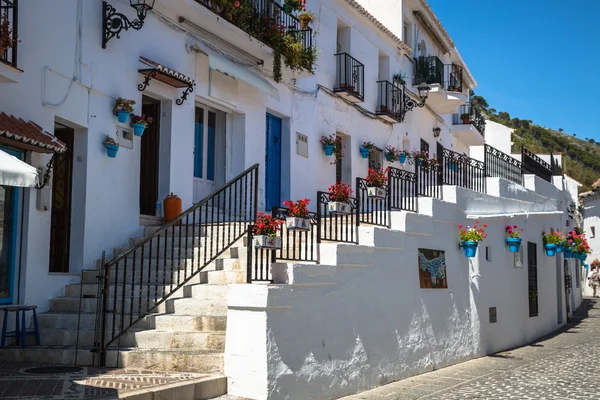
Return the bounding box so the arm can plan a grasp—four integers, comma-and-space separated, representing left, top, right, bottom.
49, 124, 74, 273
564, 260, 571, 322
193, 104, 226, 203
140, 96, 161, 216
0, 147, 21, 303
265, 114, 282, 212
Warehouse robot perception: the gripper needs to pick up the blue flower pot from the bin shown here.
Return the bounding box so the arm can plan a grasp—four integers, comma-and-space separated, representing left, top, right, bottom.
506, 237, 522, 253
417, 159, 423, 166
544, 243, 556, 257
579, 253, 587, 261
584, 263, 589, 270
385, 153, 395, 162
117, 110, 130, 123
462, 241, 478, 258
398, 154, 407, 164
359, 147, 370, 158
448, 161, 459, 172
564, 250, 573, 259
132, 123, 146, 136
555, 245, 564, 253
324, 145, 334, 156
105, 143, 119, 158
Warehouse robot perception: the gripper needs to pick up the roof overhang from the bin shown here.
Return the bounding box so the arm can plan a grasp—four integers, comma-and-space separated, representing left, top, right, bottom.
0, 112, 67, 154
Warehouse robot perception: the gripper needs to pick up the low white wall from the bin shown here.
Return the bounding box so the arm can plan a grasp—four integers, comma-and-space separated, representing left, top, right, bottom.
226, 185, 569, 399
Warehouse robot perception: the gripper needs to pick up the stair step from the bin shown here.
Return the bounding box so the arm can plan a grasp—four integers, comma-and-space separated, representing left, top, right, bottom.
215, 258, 244, 271
36, 312, 151, 332
206, 270, 246, 285
183, 284, 228, 300
132, 330, 226, 350
130, 236, 203, 247
165, 298, 228, 316
149, 314, 227, 332
82, 268, 205, 285
115, 247, 202, 259
144, 225, 249, 238
49, 295, 184, 314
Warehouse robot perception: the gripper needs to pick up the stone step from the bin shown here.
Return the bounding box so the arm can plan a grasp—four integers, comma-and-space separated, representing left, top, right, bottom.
48, 295, 184, 314
130, 236, 203, 247
215, 258, 244, 271
165, 298, 228, 316
82, 268, 205, 285
0, 347, 225, 373
205, 270, 247, 285
36, 312, 150, 332
148, 314, 227, 332
183, 284, 228, 300
132, 330, 226, 351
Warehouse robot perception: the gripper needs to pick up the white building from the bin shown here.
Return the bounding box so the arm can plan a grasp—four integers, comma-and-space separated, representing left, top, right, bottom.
0, 0, 584, 399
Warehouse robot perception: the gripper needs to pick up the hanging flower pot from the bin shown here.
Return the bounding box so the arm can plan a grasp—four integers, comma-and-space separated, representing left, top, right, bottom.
564, 249, 573, 259
398, 153, 407, 164
320, 134, 336, 157
462, 241, 479, 258
328, 201, 351, 215
114, 97, 135, 123
323, 145, 335, 156
544, 243, 557, 257
132, 123, 146, 136
117, 110, 130, 123
365, 168, 387, 201
298, 12, 315, 29
506, 237, 522, 253
252, 213, 283, 250
367, 187, 386, 200
359, 147, 371, 159
579, 253, 587, 261
327, 182, 352, 215
555, 244, 564, 253
254, 235, 282, 250
103, 136, 119, 158
130, 114, 153, 137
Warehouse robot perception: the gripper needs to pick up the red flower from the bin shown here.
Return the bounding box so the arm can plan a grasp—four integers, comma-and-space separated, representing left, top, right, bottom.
234, 1, 240, 6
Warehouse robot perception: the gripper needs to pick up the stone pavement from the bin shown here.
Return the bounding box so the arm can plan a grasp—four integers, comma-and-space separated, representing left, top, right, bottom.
0, 364, 225, 399
341, 297, 600, 400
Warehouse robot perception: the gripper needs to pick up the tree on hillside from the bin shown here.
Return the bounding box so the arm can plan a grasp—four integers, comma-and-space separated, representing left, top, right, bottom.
558, 128, 564, 133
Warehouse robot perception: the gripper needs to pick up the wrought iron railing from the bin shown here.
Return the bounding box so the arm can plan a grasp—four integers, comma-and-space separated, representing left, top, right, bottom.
387, 167, 418, 212
414, 56, 443, 86
317, 191, 358, 244
550, 153, 563, 176
356, 177, 390, 228
93, 164, 259, 366
444, 64, 463, 93
195, 0, 313, 50
334, 53, 365, 101
453, 104, 486, 136
376, 81, 403, 122
441, 148, 486, 193
0, 0, 18, 67
521, 146, 552, 183
416, 161, 441, 198
484, 144, 522, 185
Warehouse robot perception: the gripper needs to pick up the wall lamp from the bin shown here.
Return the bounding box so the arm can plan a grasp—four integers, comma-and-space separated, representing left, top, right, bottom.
102, 0, 156, 48
433, 127, 441, 138
404, 82, 431, 113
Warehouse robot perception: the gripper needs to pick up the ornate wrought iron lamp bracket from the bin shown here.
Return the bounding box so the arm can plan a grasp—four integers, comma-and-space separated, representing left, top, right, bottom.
102, 1, 146, 49
35, 153, 60, 190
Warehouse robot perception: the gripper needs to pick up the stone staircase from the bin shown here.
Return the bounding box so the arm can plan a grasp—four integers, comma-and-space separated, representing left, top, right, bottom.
0, 219, 249, 378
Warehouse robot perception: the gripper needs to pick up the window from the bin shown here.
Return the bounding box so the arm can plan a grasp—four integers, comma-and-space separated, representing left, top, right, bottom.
368, 146, 383, 170
591, 227, 596, 238
420, 139, 429, 154
527, 242, 539, 317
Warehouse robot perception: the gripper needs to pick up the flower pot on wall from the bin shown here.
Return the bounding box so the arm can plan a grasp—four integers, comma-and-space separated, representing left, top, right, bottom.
506, 237, 522, 253
398, 154, 407, 164
462, 241, 478, 258
367, 187, 386, 201
323, 145, 335, 156
555, 245, 564, 253
564, 249, 573, 259
328, 201, 351, 215
359, 147, 370, 159
132, 123, 146, 136
253, 235, 281, 250
286, 217, 310, 231
544, 243, 556, 257
579, 253, 587, 261
117, 110, 130, 123
385, 153, 396, 162
105, 143, 119, 158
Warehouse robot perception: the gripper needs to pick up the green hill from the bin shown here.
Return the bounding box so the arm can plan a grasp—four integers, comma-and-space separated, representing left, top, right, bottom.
471, 93, 599, 192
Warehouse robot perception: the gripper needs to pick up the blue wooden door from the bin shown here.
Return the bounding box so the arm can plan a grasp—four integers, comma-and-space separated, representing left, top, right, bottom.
265, 114, 282, 212
0, 147, 20, 304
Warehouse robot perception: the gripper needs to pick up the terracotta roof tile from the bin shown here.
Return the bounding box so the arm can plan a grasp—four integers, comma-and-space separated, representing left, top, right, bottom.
0, 112, 67, 153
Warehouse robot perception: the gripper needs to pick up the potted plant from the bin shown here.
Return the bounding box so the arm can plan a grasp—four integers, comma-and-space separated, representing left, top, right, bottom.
327, 181, 353, 215
103, 136, 119, 158
283, 0, 305, 13
130, 114, 153, 137
365, 168, 388, 200
320, 134, 336, 156
412, 150, 429, 166
565, 230, 585, 259
252, 212, 283, 249
460, 113, 470, 124
380, 104, 388, 113
360, 141, 375, 159
0, 15, 19, 56
113, 97, 135, 123
392, 72, 406, 85
542, 231, 562, 256
506, 224, 523, 253
283, 198, 311, 231
459, 221, 487, 258
298, 11, 314, 29
385, 145, 398, 162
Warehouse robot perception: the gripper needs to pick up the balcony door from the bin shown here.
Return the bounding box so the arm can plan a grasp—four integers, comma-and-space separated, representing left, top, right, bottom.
194, 105, 226, 203
140, 96, 161, 216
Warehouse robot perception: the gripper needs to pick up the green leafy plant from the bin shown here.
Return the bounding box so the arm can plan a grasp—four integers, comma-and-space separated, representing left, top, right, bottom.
542, 231, 563, 245
458, 221, 488, 243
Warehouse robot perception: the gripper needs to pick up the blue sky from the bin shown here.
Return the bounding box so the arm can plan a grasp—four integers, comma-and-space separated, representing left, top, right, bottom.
427, 0, 600, 140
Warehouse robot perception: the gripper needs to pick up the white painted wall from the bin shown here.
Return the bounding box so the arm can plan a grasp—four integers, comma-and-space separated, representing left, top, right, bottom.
484, 120, 514, 155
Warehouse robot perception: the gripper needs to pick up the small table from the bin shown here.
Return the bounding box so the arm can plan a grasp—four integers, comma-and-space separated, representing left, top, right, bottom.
0, 305, 40, 348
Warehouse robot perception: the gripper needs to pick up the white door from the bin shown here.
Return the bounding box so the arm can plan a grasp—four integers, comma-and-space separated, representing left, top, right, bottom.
193, 105, 220, 203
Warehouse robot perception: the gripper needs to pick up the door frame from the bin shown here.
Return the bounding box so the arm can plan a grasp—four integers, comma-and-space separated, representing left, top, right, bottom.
139, 95, 161, 216
0, 146, 22, 304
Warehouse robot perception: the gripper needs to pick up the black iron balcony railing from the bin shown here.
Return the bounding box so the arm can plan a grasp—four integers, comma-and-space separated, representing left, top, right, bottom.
414, 56, 463, 93
0, 0, 18, 67
334, 53, 364, 101
521, 146, 552, 183
453, 104, 486, 136
376, 81, 403, 122
196, 0, 313, 50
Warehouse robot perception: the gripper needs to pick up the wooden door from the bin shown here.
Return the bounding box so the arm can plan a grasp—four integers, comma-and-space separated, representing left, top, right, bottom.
140, 97, 161, 216
193, 105, 219, 202
49, 125, 74, 273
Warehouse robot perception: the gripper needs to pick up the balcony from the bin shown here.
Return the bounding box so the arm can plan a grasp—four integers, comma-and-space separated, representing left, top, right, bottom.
334, 53, 364, 102
452, 104, 486, 146
0, 0, 20, 83
413, 56, 467, 114
376, 81, 404, 123
195, 0, 313, 52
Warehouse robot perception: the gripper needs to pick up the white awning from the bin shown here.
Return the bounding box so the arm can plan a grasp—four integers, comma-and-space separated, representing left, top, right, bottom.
0, 149, 38, 187
193, 44, 279, 100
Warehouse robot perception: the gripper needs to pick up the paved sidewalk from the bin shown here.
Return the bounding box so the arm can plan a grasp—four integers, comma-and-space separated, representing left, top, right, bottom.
0, 364, 224, 399
341, 298, 600, 400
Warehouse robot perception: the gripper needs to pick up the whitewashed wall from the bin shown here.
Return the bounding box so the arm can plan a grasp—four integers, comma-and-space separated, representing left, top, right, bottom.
225, 179, 572, 400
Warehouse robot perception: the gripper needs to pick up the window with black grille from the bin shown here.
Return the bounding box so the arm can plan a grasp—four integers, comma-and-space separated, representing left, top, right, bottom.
420, 139, 429, 154
528, 242, 539, 317
368, 146, 383, 170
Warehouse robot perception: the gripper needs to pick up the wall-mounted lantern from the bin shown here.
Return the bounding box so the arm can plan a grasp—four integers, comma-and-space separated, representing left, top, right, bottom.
102, 0, 156, 48
433, 127, 441, 138
403, 82, 431, 114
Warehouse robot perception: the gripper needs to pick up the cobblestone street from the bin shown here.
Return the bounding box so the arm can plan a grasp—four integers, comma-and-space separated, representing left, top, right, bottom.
341, 298, 599, 400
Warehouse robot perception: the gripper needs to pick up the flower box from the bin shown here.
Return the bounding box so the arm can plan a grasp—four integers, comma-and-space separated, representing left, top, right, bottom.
462, 241, 478, 258
367, 186, 386, 201
286, 217, 310, 231
544, 243, 556, 257
506, 237, 522, 253
253, 235, 281, 250
328, 201, 351, 215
